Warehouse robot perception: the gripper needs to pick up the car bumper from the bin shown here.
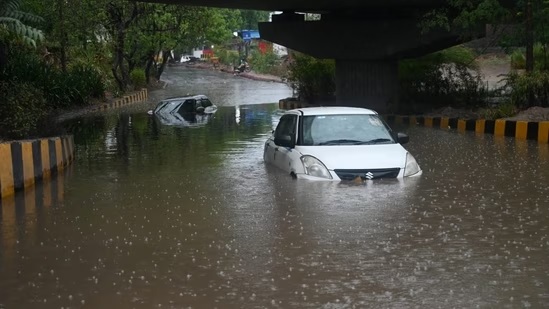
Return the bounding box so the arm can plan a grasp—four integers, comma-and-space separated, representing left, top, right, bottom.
295, 169, 422, 181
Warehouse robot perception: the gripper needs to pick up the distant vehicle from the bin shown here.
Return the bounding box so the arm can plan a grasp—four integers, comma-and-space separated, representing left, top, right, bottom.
180, 55, 192, 63
149, 95, 218, 127
233, 61, 250, 74
263, 107, 422, 181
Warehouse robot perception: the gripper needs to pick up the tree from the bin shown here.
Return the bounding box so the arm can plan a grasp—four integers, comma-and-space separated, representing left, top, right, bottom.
422, 0, 549, 106
105, 0, 145, 92
239, 10, 269, 30
0, 0, 44, 70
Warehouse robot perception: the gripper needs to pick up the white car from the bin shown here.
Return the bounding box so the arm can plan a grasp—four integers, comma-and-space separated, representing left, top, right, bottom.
180, 55, 192, 63
263, 107, 422, 181
150, 95, 218, 127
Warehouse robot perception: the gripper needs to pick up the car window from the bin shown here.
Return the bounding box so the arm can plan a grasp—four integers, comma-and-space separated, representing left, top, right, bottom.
300, 114, 394, 145
200, 99, 213, 108
274, 114, 297, 140
177, 99, 196, 114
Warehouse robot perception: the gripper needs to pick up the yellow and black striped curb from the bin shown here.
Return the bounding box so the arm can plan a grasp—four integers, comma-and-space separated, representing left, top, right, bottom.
90, 88, 148, 112
0, 135, 74, 199
385, 115, 549, 143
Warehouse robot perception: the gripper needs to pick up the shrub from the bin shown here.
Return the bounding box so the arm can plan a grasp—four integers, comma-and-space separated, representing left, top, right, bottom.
216, 48, 240, 67
130, 68, 146, 90
510, 50, 526, 70
286, 53, 335, 102
502, 71, 549, 107
509, 44, 549, 71
248, 50, 279, 74
477, 101, 517, 120
399, 46, 489, 112
2, 50, 105, 109
0, 81, 50, 139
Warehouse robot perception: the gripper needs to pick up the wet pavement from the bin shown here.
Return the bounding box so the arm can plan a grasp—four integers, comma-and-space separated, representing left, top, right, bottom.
1, 67, 549, 308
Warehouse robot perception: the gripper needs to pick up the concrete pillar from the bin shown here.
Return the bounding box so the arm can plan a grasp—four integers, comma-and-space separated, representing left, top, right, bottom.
336, 60, 398, 113
259, 15, 482, 112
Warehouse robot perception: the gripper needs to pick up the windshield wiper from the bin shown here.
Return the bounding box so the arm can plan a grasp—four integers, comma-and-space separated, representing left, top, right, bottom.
356, 138, 393, 145
317, 138, 394, 146
317, 139, 363, 145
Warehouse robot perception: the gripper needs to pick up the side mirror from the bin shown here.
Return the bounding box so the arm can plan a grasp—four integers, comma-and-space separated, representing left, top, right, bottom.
397, 132, 409, 144
274, 134, 296, 148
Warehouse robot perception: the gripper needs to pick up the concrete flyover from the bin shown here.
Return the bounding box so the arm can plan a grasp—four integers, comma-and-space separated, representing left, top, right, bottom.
142, 0, 486, 113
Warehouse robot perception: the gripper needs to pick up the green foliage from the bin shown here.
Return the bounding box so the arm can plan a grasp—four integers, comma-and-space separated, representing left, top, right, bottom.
239, 10, 270, 30
130, 68, 146, 89
0, 80, 49, 139
69, 64, 106, 101
510, 44, 549, 70
511, 49, 526, 69
286, 53, 336, 102
421, 0, 510, 34
399, 46, 488, 112
400, 45, 477, 78
477, 101, 517, 119
0, 0, 44, 47
2, 50, 105, 108
248, 49, 278, 74
215, 47, 240, 67
502, 70, 549, 107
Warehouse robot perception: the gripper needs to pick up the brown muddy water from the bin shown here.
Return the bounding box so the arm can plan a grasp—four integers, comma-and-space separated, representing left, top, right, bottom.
1, 67, 548, 308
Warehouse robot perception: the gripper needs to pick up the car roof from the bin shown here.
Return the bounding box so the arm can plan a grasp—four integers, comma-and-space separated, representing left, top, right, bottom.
287, 106, 378, 116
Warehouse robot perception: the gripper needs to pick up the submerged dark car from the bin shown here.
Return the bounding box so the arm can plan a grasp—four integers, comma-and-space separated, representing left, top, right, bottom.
149, 95, 218, 127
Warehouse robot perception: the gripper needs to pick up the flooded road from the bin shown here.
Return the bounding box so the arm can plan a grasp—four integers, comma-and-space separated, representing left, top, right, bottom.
1, 67, 549, 308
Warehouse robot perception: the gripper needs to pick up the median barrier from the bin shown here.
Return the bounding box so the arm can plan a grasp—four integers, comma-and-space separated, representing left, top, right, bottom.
0, 135, 74, 199
90, 88, 148, 112
386, 115, 549, 144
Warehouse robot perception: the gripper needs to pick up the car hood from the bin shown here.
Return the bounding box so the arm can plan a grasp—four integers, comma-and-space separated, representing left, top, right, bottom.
296, 144, 407, 170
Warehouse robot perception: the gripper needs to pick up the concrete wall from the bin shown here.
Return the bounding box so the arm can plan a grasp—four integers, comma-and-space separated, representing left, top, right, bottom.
0, 136, 74, 199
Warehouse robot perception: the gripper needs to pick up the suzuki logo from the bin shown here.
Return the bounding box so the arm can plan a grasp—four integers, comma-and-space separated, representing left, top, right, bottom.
364, 172, 374, 180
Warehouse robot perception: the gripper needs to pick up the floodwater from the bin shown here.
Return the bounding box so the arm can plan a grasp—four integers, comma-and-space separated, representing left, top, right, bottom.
1, 67, 549, 308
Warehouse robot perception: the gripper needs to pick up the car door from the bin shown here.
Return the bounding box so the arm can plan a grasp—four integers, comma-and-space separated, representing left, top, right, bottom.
272, 114, 298, 172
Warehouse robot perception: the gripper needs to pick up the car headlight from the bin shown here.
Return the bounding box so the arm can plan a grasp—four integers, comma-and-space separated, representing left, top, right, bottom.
404, 153, 421, 177
301, 155, 332, 179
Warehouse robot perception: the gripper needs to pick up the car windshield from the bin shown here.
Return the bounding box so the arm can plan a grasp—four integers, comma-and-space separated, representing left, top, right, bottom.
300, 114, 395, 146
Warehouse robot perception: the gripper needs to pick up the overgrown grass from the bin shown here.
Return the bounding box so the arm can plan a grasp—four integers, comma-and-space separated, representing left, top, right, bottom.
477, 101, 518, 120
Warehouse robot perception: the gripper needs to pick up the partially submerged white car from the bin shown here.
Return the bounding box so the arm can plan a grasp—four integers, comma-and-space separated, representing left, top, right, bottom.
150, 95, 217, 127
263, 107, 422, 181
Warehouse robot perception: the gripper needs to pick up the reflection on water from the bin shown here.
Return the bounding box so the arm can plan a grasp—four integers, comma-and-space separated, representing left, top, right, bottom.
1, 71, 549, 308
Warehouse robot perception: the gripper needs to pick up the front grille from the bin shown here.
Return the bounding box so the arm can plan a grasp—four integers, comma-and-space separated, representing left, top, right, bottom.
334, 168, 400, 181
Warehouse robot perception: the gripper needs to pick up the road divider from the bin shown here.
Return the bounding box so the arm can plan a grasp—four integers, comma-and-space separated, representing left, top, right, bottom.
89, 88, 148, 112
385, 115, 549, 143
0, 136, 74, 199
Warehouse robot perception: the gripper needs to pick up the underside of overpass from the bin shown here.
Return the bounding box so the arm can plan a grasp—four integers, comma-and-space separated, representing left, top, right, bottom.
142, 0, 483, 113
